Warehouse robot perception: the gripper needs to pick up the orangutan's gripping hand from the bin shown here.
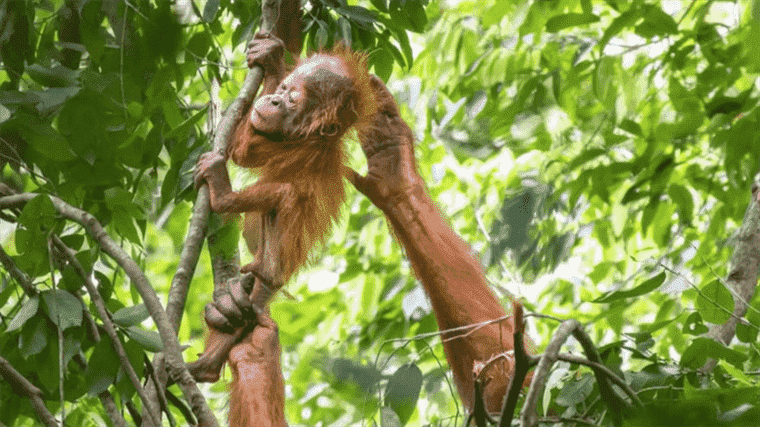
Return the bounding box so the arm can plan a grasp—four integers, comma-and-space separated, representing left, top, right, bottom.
349, 76, 421, 210
194, 151, 237, 213
204, 277, 254, 333
246, 32, 285, 74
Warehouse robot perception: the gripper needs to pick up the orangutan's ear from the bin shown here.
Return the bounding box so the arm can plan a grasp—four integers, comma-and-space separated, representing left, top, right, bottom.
319, 123, 339, 137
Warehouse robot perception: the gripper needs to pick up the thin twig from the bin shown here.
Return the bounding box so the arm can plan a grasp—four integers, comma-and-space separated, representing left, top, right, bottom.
47, 237, 66, 422
52, 235, 162, 427
556, 353, 643, 408
571, 324, 631, 425
0, 356, 59, 427
498, 302, 535, 427
520, 319, 578, 427
0, 244, 35, 296
144, 355, 176, 427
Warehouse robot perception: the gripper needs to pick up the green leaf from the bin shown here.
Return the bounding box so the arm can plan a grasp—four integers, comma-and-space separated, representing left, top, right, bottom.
696, 280, 733, 324
0, 281, 15, 308
404, 1, 428, 33
371, 0, 389, 12
600, 8, 644, 51
680, 337, 746, 369
483, 2, 511, 27
619, 118, 643, 136
747, 22, 760, 73
594, 272, 666, 303
18, 194, 57, 229
0, 91, 42, 110
19, 316, 48, 357
337, 6, 378, 26
0, 103, 10, 124
113, 213, 141, 245
545, 13, 600, 33
41, 289, 83, 330
316, 25, 328, 48
720, 361, 753, 386
7, 296, 39, 332
165, 104, 208, 140
378, 37, 406, 70
104, 187, 142, 217
16, 114, 75, 161
80, 1, 105, 61
569, 148, 607, 170
593, 56, 618, 106
371, 48, 394, 82
59, 234, 84, 251
86, 337, 119, 395
187, 32, 212, 59
635, 6, 678, 38
96, 270, 113, 302
389, 5, 413, 32
25, 64, 78, 88
112, 304, 150, 327
116, 339, 146, 398
61, 263, 83, 292
125, 326, 164, 352
641, 200, 658, 234
735, 321, 758, 343
668, 184, 693, 224
202, 0, 220, 22
338, 17, 352, 45
380, 407, 402, 427
385, 363, 422, 424
35, 87, 81, 114
683, 312, 708, 335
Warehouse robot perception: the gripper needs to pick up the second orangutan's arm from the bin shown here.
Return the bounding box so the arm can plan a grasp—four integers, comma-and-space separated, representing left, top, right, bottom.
349, 76, 526, 414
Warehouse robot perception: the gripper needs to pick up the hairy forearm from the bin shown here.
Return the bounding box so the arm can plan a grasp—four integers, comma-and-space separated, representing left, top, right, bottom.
381, 181, 508, 325
353, 75, 525, 413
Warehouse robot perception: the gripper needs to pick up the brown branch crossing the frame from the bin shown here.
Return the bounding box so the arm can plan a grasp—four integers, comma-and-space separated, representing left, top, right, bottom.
186, 0, 283, 384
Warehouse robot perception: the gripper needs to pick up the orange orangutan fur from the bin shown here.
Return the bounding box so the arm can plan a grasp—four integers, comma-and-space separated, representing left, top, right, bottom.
226, 45, 376, 284
196, 42, 376, 427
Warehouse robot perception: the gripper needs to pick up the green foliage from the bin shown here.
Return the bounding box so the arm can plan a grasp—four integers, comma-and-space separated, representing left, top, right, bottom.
2, 0, 760, 425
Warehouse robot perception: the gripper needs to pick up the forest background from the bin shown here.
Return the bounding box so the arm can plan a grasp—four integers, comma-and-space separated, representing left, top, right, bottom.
1, 0, 760, 425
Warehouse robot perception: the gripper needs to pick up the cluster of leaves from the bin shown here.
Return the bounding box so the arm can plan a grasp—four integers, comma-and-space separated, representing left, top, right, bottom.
303, 0, 427, 80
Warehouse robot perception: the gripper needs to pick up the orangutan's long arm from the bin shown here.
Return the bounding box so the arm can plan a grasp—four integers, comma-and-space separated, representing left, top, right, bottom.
350, 76, 527, 413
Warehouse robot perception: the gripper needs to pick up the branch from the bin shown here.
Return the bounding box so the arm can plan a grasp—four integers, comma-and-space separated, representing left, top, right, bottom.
0, 356, 58, 427
187, 0, 285, 383
97, 390, 129, 427
555, 353, 643, 408
144, 1, 284, 424
467, 377, 494, 427
570, 323, 633, 423
702, 183, 760, 370
144, 355, 176, 427
519, 319, 633, 427
498, 302, 535, 427
0, 244, 35, 296
51, 235, 162, 426
0, 193, 218, 427
200, 0, 284, 294
520, 320, 578, 427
